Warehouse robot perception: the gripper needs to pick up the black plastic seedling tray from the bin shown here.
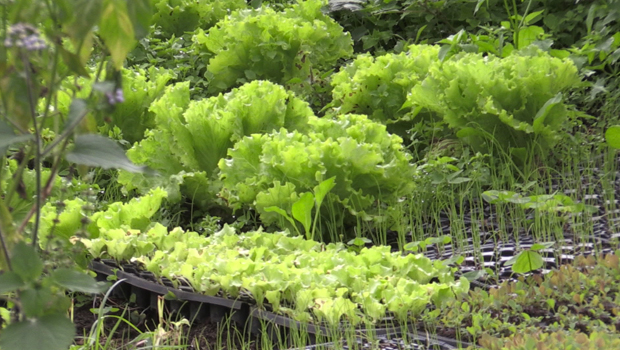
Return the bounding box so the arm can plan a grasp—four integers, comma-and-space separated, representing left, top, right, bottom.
88, 260, 476, 348
89, 260, 334, 339
287, 327, 475, 350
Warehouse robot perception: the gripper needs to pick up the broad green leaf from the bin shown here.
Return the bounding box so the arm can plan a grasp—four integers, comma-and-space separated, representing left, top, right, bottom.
19, 288, 55, 318
510, 250, 544, 274
523, 10, 544, 25
126, 0, 152, 40
99, 0, 135, 69
263, 206, 299, 234
65, 134, 151, 173
58, 47, 91, 77
313, 176, 336, 208
291, 192, 314, 236
438, 45, 452, 62
65, 0, 103, 42
530, 242, 555, 251
64, 98, 88, 131
517, 25, 544, 49
49, 268, 109, 293
605, 125, 620, 149
474, 0, 486, 14
0, 119, 33, 155
462, 269, 487, 282
347, 237, 372, 247
532, 93, 562, 132
0, 313, 75, 350
11, 242, 43, 283
586, 4, 597, 34
0, 272, 25, 294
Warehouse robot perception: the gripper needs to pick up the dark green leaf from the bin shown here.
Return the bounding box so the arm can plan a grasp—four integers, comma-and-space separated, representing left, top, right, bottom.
65, 134, 151, 173
64, 99, 88, 131
58, 47, 91, 77
0, 119, 33, 155
11, 242, 43, 283
19, 288, 53, 318
49, 268, 109, 294
0, 313, 75, 350
586, 4, 597, 34
126, 0, 152, 40
66, 0, 103, 42
605, 126, 620, 149
0, 272, 25, 294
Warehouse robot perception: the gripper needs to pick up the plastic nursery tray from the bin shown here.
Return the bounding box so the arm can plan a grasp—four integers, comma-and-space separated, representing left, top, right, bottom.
288, 327, 476, 350
88, 260, 474, 348
89, 260, 332, 337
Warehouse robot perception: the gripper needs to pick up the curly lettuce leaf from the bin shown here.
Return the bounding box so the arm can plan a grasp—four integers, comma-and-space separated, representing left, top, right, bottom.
408, 48, 581, 153
193, 0, 353, 94
219, 114, 415, 231
151, 0, 247, 37
178, 80, 313, 176
53, 66, 173, 144
330, 45, 441, 123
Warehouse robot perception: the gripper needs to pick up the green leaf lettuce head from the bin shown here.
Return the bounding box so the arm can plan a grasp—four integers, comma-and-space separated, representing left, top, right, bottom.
54, 66, 173, 144
219, 114, 415, 231
330, 44, 441, 123
192, 0, 353, 94
407, 47, 581, 153
118, 80, 314, 209
151, 0, 247, 37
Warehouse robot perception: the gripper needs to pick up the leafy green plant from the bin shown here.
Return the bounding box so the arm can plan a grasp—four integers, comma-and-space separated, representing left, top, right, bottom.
118, 80, 315, 212
192, 0, 353, 94
54, 66, 173, 144
408, 47, 582, 156
218, 113, 415, 239
84, 225, 470, 326
480, 330, 620, 350
0, 1, 155, 349
264, 176, 337, 240
151, 0, 247, 37
504, 242, 554, 274
482, 190, 592, 214
329, 44, 440, 124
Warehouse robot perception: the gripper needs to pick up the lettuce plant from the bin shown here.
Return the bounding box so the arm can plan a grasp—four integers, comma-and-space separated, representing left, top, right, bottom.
85, 226, 470, 325
330, 45, 441, 123
408, 48, 582, 154
192, 0, 353, 94
151, 0, 247, 37
54, 66, 173, 144
119, 80, 314, 208
218, 114, 415, 236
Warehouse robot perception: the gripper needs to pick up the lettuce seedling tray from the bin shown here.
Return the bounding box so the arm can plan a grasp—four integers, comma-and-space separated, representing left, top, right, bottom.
88, 260, 473, 348
89, 259, 332, 336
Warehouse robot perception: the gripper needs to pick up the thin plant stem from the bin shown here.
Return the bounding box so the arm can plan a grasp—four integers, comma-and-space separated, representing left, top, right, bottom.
20, 51, 44, 247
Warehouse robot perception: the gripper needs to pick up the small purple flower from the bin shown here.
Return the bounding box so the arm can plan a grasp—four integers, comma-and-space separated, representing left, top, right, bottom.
105, 88, 125, 105
4, 23, 47, 51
